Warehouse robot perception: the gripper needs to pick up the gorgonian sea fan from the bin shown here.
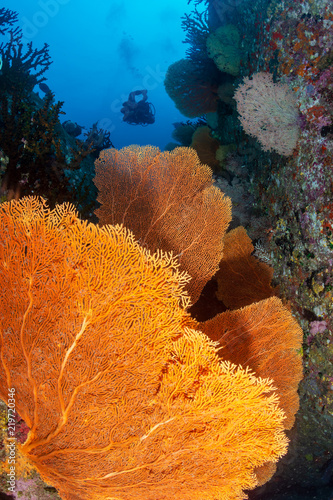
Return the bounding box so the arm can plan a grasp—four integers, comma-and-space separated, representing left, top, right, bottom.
0, 196, 289, 500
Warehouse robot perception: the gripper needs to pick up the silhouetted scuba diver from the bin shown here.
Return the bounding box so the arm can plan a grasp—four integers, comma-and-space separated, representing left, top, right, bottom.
121, 90, 155, 126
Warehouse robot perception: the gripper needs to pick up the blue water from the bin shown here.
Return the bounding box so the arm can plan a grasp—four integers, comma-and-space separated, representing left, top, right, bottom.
3, 0, 192, 149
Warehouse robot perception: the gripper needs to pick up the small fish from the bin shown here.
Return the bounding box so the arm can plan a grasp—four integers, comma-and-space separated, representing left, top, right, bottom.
39, 82, 52, 94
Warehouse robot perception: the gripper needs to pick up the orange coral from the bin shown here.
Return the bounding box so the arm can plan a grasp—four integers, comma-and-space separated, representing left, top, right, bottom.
200, 297, 303, 430
0, 197, 289, 500
216, 226, 278, 309
94, 146, 232, 304
190, 126, 220, 171
200, 296, 303, 486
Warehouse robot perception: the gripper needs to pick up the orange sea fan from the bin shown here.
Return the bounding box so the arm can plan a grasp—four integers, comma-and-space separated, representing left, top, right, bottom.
0, 197, 289, 500
200, 296, 303, 430
200, 296, 303, 486
216, 226, 278, 309
94, 146, 232, 304
190, 126, 221, 171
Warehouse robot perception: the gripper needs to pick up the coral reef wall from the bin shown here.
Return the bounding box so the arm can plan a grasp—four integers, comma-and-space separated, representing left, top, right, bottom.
178, 0, 333, 497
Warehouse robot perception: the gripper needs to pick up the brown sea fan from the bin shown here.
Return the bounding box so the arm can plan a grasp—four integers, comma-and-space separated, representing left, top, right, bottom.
94, 145, 232, 304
